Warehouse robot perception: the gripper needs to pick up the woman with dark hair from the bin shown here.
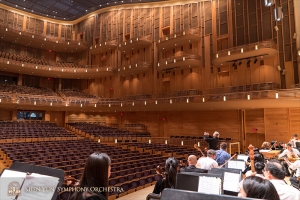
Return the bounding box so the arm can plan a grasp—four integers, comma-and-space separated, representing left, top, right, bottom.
153, 157, 179, 194
70, 152, 111, 200
238, 176, 280, 200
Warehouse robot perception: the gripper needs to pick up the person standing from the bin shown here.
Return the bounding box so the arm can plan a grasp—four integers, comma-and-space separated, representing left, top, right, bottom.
203, 131, 219, 150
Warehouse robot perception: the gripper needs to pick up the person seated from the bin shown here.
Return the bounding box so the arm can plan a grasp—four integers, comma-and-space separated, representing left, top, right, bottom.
263, 160, 300, 200
261, 141, 271, 150
203, 131, 219, 150
245, 162, 265, 179
180, 155, 207, 173
243, 152, 265, 174
238, 176, 280, 200
215, 142, 230, 166
196, 149, 218, 170
278, 143, 299, 176
153, 157, 178, 194
290, 134, 299, 149
70, 152, 111, 200
285, 159, 300, 188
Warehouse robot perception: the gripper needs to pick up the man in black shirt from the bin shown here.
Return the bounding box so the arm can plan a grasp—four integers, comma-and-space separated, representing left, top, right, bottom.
180, 155, 207, 173
204, 131, 219, 150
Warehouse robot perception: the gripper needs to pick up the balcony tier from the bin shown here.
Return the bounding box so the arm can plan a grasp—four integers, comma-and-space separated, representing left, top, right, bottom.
90, 40, 118, 54
212, 41, 278, 67
157, 54, 201, 72
156, 28, 201, 51
0, 58, 115, 79
0, 25, 87, 53
118, 35, 152, 52
118, 62, 151, 76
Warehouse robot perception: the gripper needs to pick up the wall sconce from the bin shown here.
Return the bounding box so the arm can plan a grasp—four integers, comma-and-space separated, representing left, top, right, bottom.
186, 98, 189, 103
202, 97, 205, 102
241, 48, 244, 53
50, 102, 52, 106
275, 92, 279, 99
115, 139, 117, 143
149, 140, 151, 144
274, 7, 283, 21
223, 96, 226, 101
264, 0, 274, 6
228, 51, 230, 55
181, 141, 184, 146
247, 94, 250, 100
80, 103, 82, 107
255, 45, 258, 50
155, 100, 158, 104
144, 101, 147, 105
216, 54, 218, 58
170, 99, 172, 104
94, 104, 97, 107
98, 139, 100, 143
165, 140, 168, 144
34, 101, 36, 105
132, 102, 134, 106
197, 142, 200, 147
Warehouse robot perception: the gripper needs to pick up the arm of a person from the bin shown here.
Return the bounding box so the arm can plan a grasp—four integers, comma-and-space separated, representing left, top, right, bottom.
289, 160, 300, 170
204, 136, 214, 141
153, 179, 163, 194
278, 150, 287, 158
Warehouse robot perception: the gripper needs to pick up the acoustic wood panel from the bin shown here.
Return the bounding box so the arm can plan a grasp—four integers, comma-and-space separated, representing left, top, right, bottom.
289, 108, 300, 135
67, 112, 105, 123
245, 109, 265, 136
0, 110, 12, 121
49, 111, 65, 127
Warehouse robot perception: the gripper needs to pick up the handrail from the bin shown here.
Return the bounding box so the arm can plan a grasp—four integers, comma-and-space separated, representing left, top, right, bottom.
158, 54, 201, 65
0, 22, 88, 47
158, 28, 200, 43
118, 61, 152, 71
214, 41, 277, 58
119, 35, 152, 46
0, 57, 116, 73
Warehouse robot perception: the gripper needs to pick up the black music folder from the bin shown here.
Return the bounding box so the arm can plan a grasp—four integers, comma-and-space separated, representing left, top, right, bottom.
0, 162, 64, 200
161, 188, 259, 200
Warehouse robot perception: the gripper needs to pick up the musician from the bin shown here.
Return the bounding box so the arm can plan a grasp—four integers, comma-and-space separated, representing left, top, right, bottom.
196, 149, 218, 170
278, 143, 299, 176
285, 159, 300, 188
245, 162, 265, 179
180, 155, 207, 173
203, 131, 219, 150
153, 157, 178, 194
215, 142, 230, 166
243, 149, 264, 174
290, 134, 300, 149
263, 160, 300, 200
261, 141, 271, 150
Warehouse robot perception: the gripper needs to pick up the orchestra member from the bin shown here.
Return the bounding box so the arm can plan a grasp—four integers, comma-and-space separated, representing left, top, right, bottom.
180, 155, 207, 173
278, 143, 299, 176
215, 142, 230, 166
263, 160, 300, 200
290, 134, 299, 149
238, 176, 280, 200
285, 159, 300, 188
203, 131, 219, 150
245, 162, 265, 179
197, 149, 218, 170
153, 157, 179, 194
243, 149, 265, 174
261, 141, 271, 150
70, 153, 111, 200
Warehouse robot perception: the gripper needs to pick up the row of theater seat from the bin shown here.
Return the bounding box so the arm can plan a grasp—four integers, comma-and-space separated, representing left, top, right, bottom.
0, 51, 49, 65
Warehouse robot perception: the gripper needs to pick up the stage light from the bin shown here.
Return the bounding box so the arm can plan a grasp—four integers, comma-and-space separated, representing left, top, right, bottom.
232, 62, 236, 67
274, 7, 283, 21
247, 59, 251, 64
264, 0, 274, 6
254, 57, 258, 64
238, 61, 242, 66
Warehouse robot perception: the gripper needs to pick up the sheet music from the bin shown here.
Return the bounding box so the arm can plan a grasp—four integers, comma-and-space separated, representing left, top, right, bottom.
227, 160, 245, 171
198, 176, 222, 195
259, 149, 271, 153
223, 172, 240, 192
18, 173, 59, 200
237, 155, 249, 162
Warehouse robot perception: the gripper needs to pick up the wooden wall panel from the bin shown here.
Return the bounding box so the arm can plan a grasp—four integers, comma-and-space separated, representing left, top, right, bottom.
289, 108, 300, 136
245, 109, 265, 134
67, 112, 105, 123
168, 112, 183, 136
49, 111, 65, 127
264, 108, 289, 142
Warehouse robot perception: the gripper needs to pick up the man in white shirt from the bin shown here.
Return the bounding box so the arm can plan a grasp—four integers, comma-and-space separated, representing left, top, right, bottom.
278, 143, 299, 176
263, 161, 300, 200
285, 159, 300, 188
196, 149, 218, 170
290, 134, 300, 149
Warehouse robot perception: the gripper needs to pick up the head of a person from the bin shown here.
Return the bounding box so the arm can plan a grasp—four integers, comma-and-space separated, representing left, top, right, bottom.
261, 142, 271, 149
165, 157, 179, 189
220, 142, 227, 150
286, 143, 293, 151
78, 152, 111, 198
263, 160, 285, 180
294, 134, 298, 140
207, 149, 216, 159
254, 153, 264, 163
187, 155, 197, 166
213, 131, 219, 138
238, 176, 280, 200
254, 162, 265, 175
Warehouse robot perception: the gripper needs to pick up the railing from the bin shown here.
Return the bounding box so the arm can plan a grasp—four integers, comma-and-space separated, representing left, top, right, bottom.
119, 35, 152, 47
92, 39, 118, 48
0, 23, 88, 47
214, 41, 277, 58
158, 28, 200, 43
118, 61, 151, 71
158, 54, 201, 66
0, 57, 116, 73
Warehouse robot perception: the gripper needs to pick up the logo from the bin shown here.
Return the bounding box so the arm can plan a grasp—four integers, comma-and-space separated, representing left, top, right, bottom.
8, 181, 21, 196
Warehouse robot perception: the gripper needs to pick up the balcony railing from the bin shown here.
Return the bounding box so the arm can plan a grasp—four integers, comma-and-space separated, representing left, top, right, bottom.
214, 41, 277, 58
118, 62, 151, 75
0, 23, 87, 47
90, 40, 118, 51
157, 54, 201, 70
158, 28, 200, 43
118, 35, 152, 52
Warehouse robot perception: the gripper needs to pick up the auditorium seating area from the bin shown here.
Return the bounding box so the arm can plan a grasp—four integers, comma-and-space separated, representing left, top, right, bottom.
0, 84, 58, 96
123, 124, 147, 131
56, 61, 85, 68
68, 122, 151, 138
0, 121, 76, 140
0, 139, 165, 198
0, 51, 49, 65
59, 89, 97, 98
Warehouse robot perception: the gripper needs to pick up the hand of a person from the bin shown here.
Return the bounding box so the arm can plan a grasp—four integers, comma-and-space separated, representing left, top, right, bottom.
245, 170, 257, 177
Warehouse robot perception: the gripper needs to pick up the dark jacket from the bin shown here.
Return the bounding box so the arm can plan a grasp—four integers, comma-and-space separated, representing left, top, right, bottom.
204, 135, 219, 150
180, 165, 207, 173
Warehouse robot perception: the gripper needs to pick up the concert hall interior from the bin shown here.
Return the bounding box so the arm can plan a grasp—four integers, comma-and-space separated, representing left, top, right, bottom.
0, 0, 300, 200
